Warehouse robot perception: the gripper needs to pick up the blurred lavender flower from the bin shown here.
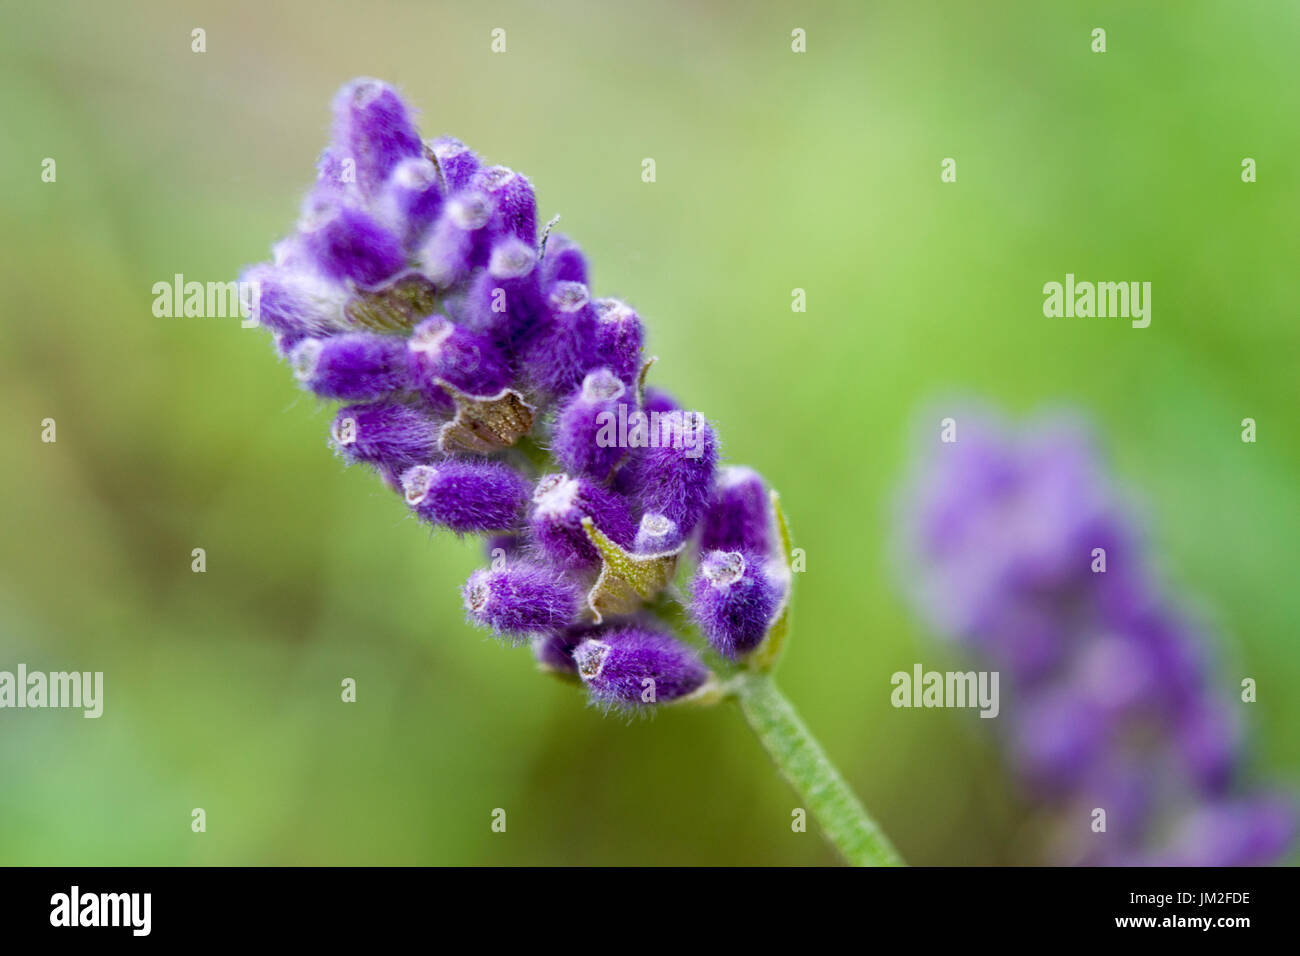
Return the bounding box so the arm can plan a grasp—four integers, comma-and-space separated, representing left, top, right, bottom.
239, 78, 793, 714
896, 409, 1295, 865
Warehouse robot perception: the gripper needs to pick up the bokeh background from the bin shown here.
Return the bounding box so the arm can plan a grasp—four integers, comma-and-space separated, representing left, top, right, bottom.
1, 0, 1297, 865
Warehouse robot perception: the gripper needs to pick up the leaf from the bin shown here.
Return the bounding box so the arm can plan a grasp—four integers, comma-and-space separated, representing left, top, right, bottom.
582, 517, 683, 624
344, 271, 440, 332
749, 489, 793, 673
437, 384, 536, 453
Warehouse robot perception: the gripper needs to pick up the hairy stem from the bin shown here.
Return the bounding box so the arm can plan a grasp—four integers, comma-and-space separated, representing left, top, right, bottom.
732, 670, 904, 867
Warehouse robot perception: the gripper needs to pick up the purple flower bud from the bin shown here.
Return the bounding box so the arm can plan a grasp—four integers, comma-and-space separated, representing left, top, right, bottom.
376, 157, 445, 247
290, 333, 409, 400
690, 549, 782, 659
407, 314, 512, 403
463, 563, 580, 638
539, 233, 588, 287
330, 78, 423, 196
401, 461, 530, 533
330, 400, 440, 472
462, 236, 544, 356
417, 191, 495, 287
300, 204, 408, 287
623, 412, 718, 535
429, 136, 481, 191
240, 262, 348, 340
313, 148, 359, 203
573, 625, 709, 708
529, 472, 636, 571
552, 368, 629, 482
469, 165, 537, 244
520, 280, 600, 398
592, 298, 645, 385
633, 512, 683, 554
700, 465, 772, 556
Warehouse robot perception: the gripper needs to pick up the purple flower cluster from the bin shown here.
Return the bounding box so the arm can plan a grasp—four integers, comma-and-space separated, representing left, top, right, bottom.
241, 79, 791, 710
897, 410, 1294, 865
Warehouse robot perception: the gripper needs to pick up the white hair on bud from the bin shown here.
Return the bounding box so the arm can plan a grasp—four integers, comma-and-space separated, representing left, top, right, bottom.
408, 318, 454, 355
702, 550, 745, 588
402, 465, 438, 506
289, 339, 324, 382
479, 166, 517, 192
594, 298, 636, 325
394, 157, 438, 190
548, 281, 590, 313
574, 639, 612, 680
581, 368, 626, 402
489, 238, 536, 278
532, 473, 580, 516
448, 192, 493, 230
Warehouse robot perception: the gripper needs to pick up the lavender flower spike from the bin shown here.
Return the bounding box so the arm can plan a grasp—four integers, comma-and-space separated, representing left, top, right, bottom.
897, 407, 1295, 865
238, 79, 905, 866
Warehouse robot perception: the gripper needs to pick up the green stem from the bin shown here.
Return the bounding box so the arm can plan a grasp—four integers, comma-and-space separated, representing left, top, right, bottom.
732, 670, 904, 867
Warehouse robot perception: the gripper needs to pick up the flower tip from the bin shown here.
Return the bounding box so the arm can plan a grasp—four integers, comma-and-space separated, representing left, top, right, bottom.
401, 464, 436, 506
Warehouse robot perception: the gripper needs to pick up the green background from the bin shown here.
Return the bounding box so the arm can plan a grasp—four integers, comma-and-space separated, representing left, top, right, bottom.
1, 0, 1296, 864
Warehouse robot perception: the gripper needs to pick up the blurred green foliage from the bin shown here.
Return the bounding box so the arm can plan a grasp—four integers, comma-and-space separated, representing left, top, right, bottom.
0, 0, 1296, 864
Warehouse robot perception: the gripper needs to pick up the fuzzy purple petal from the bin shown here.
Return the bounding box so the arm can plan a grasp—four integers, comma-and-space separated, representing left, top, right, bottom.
463, 564, 581, 638
331, 400, 440, 472
573, 625, 709, 707
402, 461, 530, 533
700, 465, 772, 556
690, 550, 781, 659
529, 473, 636, 571
291, 333, 409, 400
330, 78, 424, 197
